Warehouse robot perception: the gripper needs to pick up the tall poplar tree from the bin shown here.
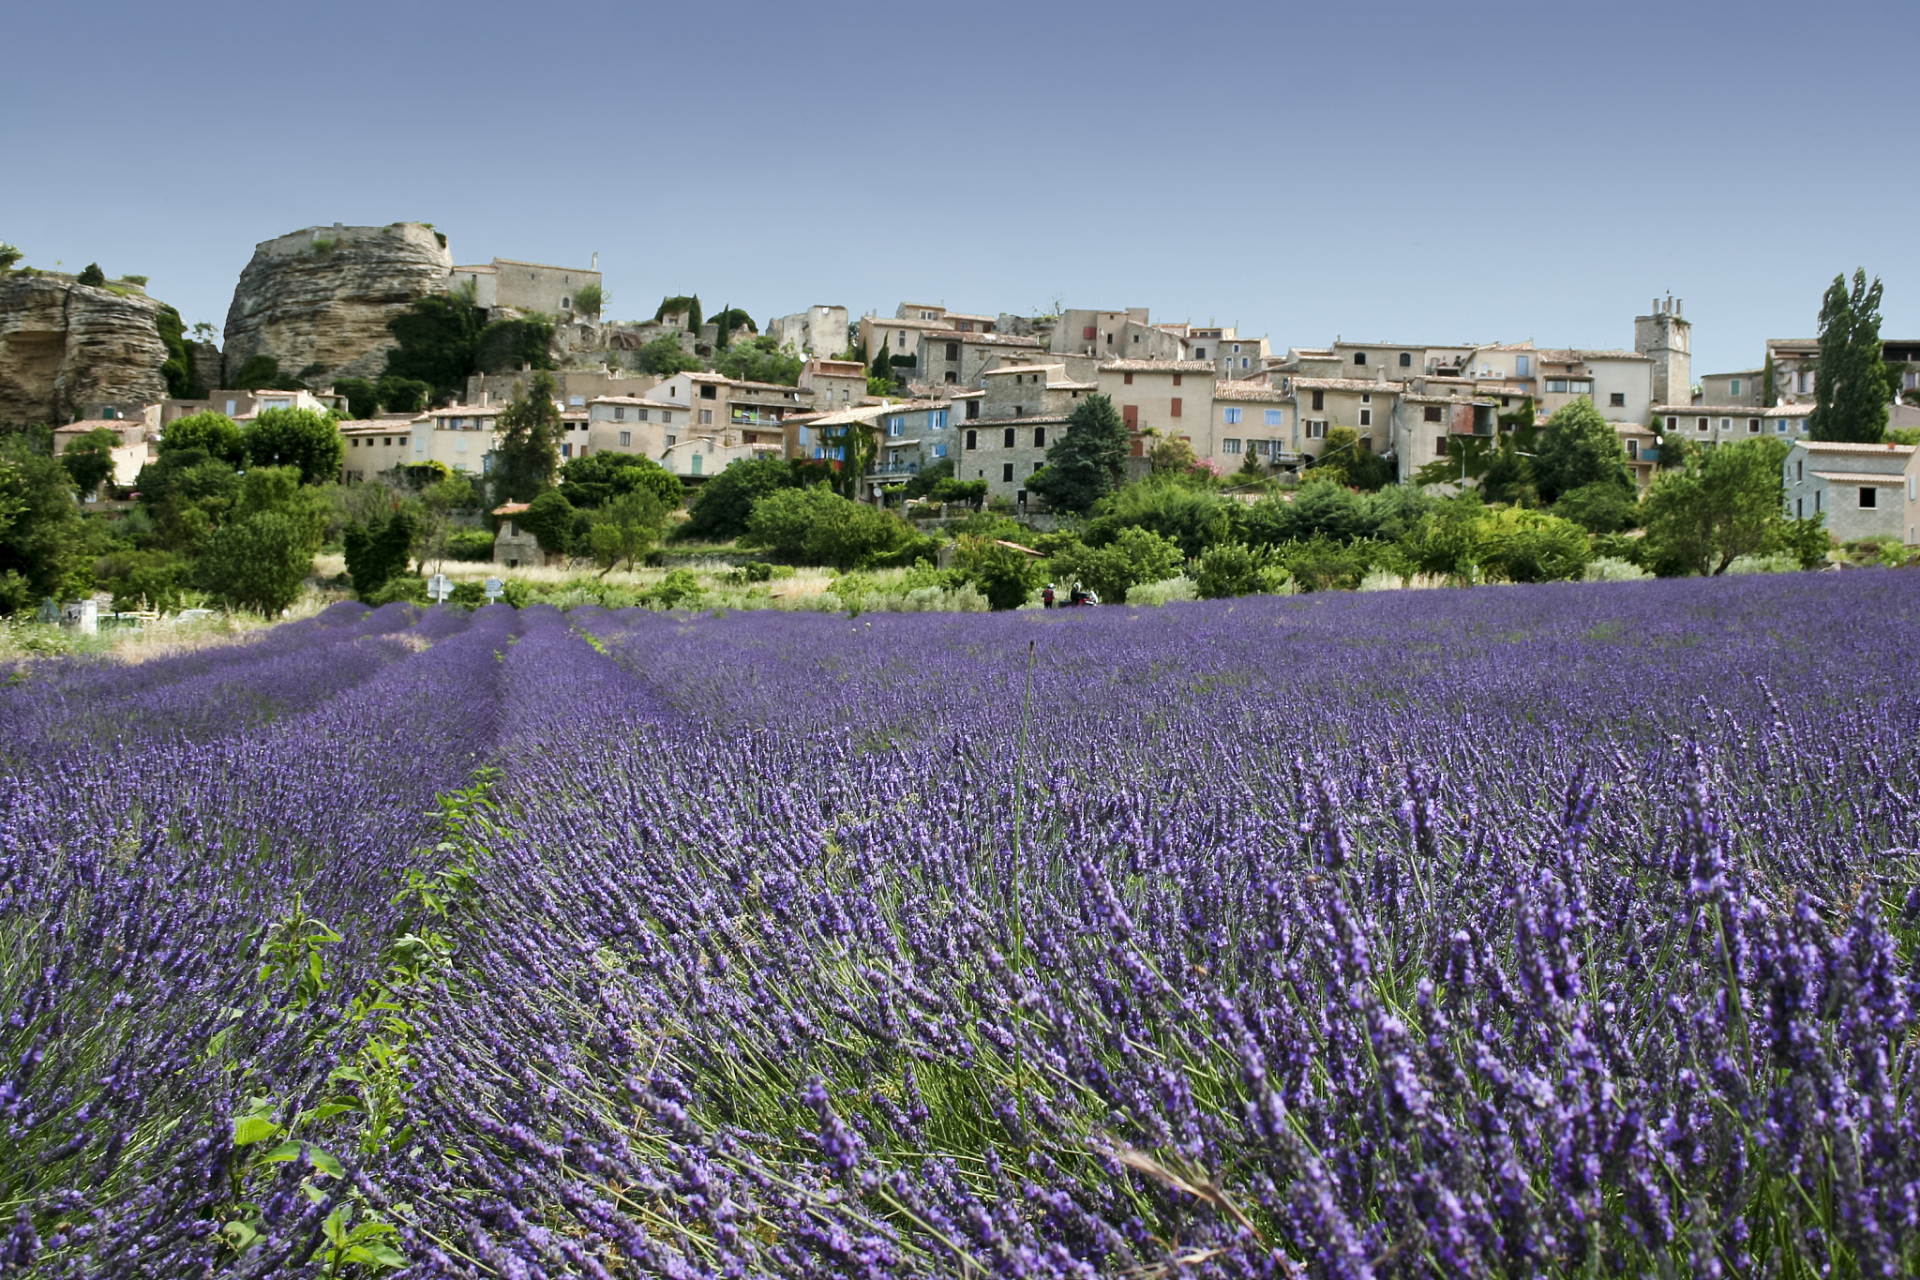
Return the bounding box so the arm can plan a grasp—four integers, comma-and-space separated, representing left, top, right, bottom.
1809, 269, 1888, 443
1028, 393, 1129, 514
491, 371, 562, 506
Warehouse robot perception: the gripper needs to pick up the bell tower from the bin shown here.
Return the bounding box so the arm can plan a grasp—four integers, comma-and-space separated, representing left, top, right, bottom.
1634, 295, 1692, 406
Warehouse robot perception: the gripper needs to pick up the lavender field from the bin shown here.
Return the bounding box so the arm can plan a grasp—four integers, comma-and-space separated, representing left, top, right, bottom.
3, 573, 1919, 1279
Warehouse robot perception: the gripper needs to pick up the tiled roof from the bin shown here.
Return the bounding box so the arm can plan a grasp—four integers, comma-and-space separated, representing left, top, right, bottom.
1290, 377, 1403, 393
982, 363, 1066, 377
1402, 393, 1494, 406
1534, 348, 1653, 363
1794, 440, 1914, 454
491, 257, 598, 274
1811, 470, 1909, 483
587, 395, 679, 408
1213, 382, 1290, 403
971, 414, 1074, 427
1654, 404, 1806, 416
424, 406, 505, 418
1099, 359, 1217, 373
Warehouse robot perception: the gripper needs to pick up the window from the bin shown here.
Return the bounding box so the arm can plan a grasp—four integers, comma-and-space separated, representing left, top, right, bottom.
618, 430, 631, 446
699, 385, 716, 400
1123, 371, 1134, 385
1861, 487, 1878, 509
1568, 380, 1592, 395
1626, 440, 1639, 460
1775, 419, 1787, 433
1002, 462, 1014, 482
413, 436, 423, 453
1748, 418, 1761, 434
1423, 405, 1443, 422
1170, 397, 1182, 418
660, 411, 671, 424
699, 409, 713, 425
1516, 355, 1530, 377
1265, 409, 1284, 426
1815, 490, 1821, 513
888, 416, 904, 436
1697, 417, 1709, 433
1232, 343, 1242, 354
1223, 407, 1242, 424
965, 429, 977, 450
1546, 379, 1569, 393
1311, 390, 1325, 411
945, 342, 959, 360
666, 434, 676, 446
561, 296, 571, 310
1729, 378, 1743, 396
1003, 427, 1015, 447
1399, 352, 1411, 367
932, 443, 947, 458
1361, 393, 1372, 404
1910, 475, 1917, 502
1436, 435, 1448, 456
1359, 409, 1372, 427
933, 409, 947, 430
1194, 347, 1207, 359
1305, 420, 1328, 439
613, 405, 625, 421
1610, 392, 1626, 407
1795, 460, 1804, 482
1354, 352, 1368, 366
1241, 357, 1250, 368
944, 371, 957, 384
1797, 497, 1804, 518
1172, 374, 1183, 386
1667, 416, 1678, 431
1798, 372, 1814, 393
1083, 325, 1097, 341
561, 443, 573, 459
1222, 438, 1241, 454
1033, 427, 1046, 447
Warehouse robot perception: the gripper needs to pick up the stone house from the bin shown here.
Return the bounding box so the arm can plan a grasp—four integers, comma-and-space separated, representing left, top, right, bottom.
52, 420, 149, 487
864, 400, 959, 501
1655, 404, 1811, 448
766, 305, 850, 356
858, 314, 953, 370
1390, 391, 1498, 482
1210, 382, 1295, 470
339, 419, 423, 481
1050, 308, 1150, 358
960, 416, 1066, 508
409, 404, 505, 475
1530, 349, 1654, 424
647, 371, 813, 442
449, 257, 602, 319
912, 331, 1045, 387
584, 395, 691, 459
1698, 369, 1766, 407
1189, 328, 1270, 381
1766, 337, 1920, 406
490, 502, 544, 568
980, 364, 1094, 419
1782, 440, 1920, 543
796, 358, 866, 412
1282, 376, 1399, 462
1097, 360, 1218, 460
660, 434, 781, 482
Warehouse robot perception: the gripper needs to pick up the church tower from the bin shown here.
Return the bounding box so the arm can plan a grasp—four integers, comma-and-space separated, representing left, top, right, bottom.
1634, 295, 1692, 407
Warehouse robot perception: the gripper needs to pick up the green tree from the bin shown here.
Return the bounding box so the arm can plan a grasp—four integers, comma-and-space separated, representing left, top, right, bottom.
474, 316, 556, 375
572, 282, 606, 316
154, 303, 202, 399
953, 536, 1043, 609
1305, 426, 1393, 491
161, 410, 246, 465
333, 377, 380, 419
1240, 477, 1376, 546
193, 512, 311, 615
243, 407, 344, 485
1028, 393, 1128, 515
383, 290, 486, 399
588, 489, 669, 575
60, 427, 120, 493
1640, 436, 1794, 575
741, 485, 848, 562
95, 548, 188, 611
0, 445, 89, 614
681, 455, 799, 540
804, 500, 914, 570
1762, 352, 1779, 407
518, 489, 577, 557
558, 451, 684, 510
709, 306, 753, 347
903, 457, 955, 499
870, 342, 892, 384
1194, 541, 1287, 599
343, 510, 418, 598
636, 334, 701, 377
715, 334, 801, 385
490, 372, 562, 506
375, 375, 431, 413
231, 355, 295, 391
0, 243, 21, 273
818, 418, 878, 499
654, 294, 698, 324
1471, 507, 1591, 582
1809, 269, 1889, 443
76, 263, 106, 286
687, 294, 703, 334
1533, 398, 1631, 503
1084, 477, 1230, 559
1552, 480, 1638, 533
1045, 526, 1182, 602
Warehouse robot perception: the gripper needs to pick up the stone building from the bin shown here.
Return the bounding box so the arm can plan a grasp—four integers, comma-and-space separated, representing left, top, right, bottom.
766, 304, 849, 356
1654, 404, 1811, 448
1097, 360, 1219, 459
797, 358, 865, 411
959, 415, 1065, 508
447, 257, 602, 319
1781, 440, 1920, 543
1632, 297, 1691, 407
912, 331, 1045, 386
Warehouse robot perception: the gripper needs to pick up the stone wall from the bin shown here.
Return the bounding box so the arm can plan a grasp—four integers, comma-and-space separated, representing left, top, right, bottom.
222, 222, 453, 385
0, 274, 171, 425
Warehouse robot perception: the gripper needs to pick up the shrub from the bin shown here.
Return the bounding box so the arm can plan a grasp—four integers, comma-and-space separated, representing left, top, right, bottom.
161, 411, 246, 466
366, 575, 428, 606
1085, 479, 1231, 559
343, 511, 418, 598
519, 490, 577, 556
646, 569, 703, 610
682, 456, 799, 540
1471, 507, 1592, 583
1124, 576, 1200, 606
952, 537, 1044, 610
1194, 542, 1289, 599
1046, 527, 1183, 603
192, 512, 314, 615
1553, 480, 1639, 534
445, 528, 496, 562
449, 581, 487, 609
1274, 535, 1378, 592
243, 408, 344, 485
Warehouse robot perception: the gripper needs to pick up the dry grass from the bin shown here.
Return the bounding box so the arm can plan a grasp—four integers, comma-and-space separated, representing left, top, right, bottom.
0, 592, 337, 666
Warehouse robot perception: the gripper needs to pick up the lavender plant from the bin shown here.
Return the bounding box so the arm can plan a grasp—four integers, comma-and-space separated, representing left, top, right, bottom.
3, 574, 1919, 1277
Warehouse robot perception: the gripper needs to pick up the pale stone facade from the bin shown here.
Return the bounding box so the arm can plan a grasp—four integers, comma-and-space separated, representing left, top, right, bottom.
1782, 440, 1920, 544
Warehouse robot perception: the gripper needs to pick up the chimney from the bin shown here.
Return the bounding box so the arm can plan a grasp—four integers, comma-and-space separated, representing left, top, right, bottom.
591, 251, 599, 270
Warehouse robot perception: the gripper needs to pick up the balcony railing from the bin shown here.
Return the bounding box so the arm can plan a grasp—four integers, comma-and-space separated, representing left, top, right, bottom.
729, 413, 786, 427
866, 461, 923, 477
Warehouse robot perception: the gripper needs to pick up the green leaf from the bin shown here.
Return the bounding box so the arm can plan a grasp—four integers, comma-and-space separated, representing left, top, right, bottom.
262, 1140, 345, 1177
233, 1115, 281, 1146
350, 1242, 409, 1268
306, 1100, 362, 1121
222, 1220, 260, 1249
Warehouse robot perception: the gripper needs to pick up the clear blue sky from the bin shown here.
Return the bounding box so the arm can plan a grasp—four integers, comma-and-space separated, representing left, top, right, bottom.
6, 0, 1914, 377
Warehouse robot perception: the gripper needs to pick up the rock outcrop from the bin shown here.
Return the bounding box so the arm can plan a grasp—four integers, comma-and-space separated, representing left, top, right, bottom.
222, 222, 452, 385
0, 274, 172, 425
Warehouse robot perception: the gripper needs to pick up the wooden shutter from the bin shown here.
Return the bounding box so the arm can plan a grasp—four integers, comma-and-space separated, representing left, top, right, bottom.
1122, 405, 1138, 429
1170, 397, 1182, 418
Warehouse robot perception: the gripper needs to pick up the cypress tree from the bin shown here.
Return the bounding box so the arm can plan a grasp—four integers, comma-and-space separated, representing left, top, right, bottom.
688, 294, 703, 334
1809, 269, 1888, 443
871, 343, 891, 384
1028, 393, 1129, 514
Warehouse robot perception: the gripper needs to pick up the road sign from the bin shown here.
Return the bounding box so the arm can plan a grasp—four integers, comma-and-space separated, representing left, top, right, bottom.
483, 577, 504, 601
427, 573, 452, 603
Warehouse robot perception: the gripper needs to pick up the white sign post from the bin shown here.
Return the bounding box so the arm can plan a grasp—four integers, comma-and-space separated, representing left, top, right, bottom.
483, 577, 504, 602
427, 573, 452, 604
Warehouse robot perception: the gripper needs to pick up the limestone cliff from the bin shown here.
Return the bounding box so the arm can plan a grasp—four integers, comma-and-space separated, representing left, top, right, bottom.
222, 222, 452, 385
0, 274, 172, 425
